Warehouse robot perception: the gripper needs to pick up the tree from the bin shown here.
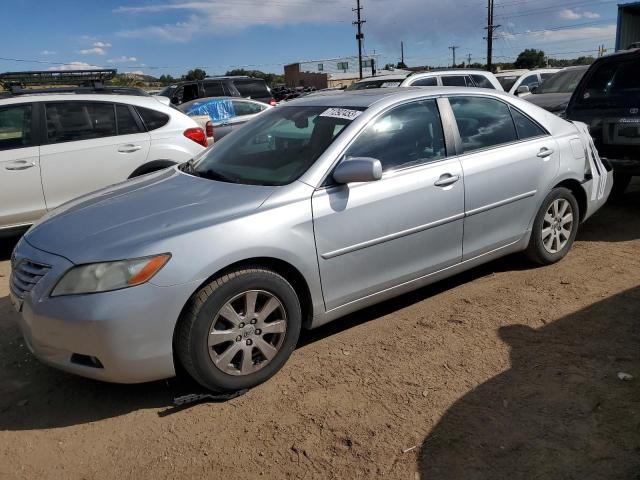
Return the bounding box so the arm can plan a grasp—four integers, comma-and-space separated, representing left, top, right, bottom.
396, 61, 408, 69
158, 74, 176, 85
224, 69, 284, 87
514, 49, 546, 69
184, 68, 207, 81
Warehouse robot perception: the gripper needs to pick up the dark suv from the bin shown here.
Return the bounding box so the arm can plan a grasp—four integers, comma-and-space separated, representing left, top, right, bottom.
565, 49, 640, 194
158, 76, 275, 106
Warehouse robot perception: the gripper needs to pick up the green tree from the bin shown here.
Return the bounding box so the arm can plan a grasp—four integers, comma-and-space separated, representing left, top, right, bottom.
184, 68, 207, 81
514, 49, 546, 69
224, 69, 284, 87
158, 74, 176, 85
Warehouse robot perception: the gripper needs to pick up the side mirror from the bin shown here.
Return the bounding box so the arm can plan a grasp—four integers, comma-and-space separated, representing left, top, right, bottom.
333, 157, 382, 184
516, 85, 530, 95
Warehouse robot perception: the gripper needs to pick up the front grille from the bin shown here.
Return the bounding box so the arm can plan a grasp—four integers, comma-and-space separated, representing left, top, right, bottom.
10, 259, 51, 299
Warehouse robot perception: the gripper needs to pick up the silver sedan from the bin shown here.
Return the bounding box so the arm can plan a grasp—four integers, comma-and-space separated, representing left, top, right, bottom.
10, 87, 612, 392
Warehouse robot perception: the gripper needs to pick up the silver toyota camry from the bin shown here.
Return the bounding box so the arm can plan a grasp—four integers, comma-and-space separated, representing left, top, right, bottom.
10, 87, 612, 392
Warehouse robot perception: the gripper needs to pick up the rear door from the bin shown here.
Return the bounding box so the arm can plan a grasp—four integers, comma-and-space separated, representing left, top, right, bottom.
447, 95, 559, 259
39, 101, 151, 209
0, 103, 46, 227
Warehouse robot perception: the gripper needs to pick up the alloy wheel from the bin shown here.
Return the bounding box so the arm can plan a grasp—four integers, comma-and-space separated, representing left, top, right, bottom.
208, 290, 287, 376
541, 198, 573, 254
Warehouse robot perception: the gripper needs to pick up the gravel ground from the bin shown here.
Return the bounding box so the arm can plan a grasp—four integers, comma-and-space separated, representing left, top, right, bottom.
1, 182, 638, 480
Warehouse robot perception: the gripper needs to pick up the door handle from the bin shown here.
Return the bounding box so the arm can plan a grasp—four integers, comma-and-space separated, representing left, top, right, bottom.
118, 145, 142, 153
434, 174, 460, 187
5, 161, 36, 171
537, 147, 554, 158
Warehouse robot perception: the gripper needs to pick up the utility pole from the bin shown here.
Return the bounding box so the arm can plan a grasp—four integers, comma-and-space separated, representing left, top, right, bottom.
401, 41, 405, 66
353, 0, 366, 79
485, 0, 500, 72
449, 45, 459, 67
467, 53, 472, 67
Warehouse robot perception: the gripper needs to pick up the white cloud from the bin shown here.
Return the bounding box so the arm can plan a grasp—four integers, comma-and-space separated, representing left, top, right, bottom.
532, 24, 616, 43
48, 61, 103, 71
108, 55, 138, 63
41, 50, 57, 55
124, 70, 145, 76
80, 47, 107, 55
92, 41, 112, 48
560, 8, 600, 20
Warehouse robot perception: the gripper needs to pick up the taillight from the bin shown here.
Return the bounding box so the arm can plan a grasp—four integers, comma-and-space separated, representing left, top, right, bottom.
184, 127, 208, 147
269, 98, 277, 106
205, 121, 214, 139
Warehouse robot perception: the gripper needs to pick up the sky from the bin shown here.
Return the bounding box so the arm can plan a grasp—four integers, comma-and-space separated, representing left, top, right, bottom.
0, 0, 623, 77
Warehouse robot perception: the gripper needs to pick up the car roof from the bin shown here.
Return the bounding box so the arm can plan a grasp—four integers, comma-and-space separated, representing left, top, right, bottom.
411, 69, 493, 76
0, 93, 170, 107
596, 47, 640, 61
355, 74, 408, 83
283, 86, 513, 108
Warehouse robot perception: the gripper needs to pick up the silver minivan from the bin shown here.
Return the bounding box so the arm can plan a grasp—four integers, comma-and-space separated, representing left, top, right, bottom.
11, 88, 612, 392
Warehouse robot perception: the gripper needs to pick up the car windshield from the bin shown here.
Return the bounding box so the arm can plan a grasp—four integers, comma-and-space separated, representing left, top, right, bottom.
536, 68, 587, 94
186, 105, 363, 186
573, 58, 640, 109
497, 75, 519, 91
346, 79, 402, 91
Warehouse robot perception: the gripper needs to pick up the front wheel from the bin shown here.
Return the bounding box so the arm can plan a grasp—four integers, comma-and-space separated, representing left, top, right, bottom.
525, 187, 579, 265
175, 268, 302, 392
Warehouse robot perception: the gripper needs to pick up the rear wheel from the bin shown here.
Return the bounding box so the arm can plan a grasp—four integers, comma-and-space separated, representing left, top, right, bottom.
175, 268, 301, 392
526, 187, 579, 265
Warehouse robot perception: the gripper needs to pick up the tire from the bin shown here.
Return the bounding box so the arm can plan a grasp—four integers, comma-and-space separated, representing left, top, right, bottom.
176, 268, 302, 392
525, 187, 580, 265
610, 173, 631, 198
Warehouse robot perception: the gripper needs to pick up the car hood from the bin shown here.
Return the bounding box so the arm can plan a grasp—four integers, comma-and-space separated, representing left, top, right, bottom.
25, 168, 277, 263
526, 93, 572, 112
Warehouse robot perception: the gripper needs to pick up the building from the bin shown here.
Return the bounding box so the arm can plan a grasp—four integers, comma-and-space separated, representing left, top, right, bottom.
616, 2, 640, 50
284, 55, 381, 89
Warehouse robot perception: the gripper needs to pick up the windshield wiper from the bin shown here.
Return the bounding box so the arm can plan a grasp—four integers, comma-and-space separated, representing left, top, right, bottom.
197, 169, 240, 183
179, 158, 196, 173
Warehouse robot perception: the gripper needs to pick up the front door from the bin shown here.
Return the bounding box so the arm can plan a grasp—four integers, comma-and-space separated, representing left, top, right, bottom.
312, 99, 464, 311
447, 96, 559, 259
39, 102, 151, 210
0, 103, 46, 228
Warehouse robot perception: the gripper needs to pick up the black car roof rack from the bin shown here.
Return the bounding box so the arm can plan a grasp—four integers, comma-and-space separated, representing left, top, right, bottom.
0, 69, 121, 95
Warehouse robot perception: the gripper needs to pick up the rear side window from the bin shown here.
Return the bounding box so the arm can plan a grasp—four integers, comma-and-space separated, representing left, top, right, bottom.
233, 80, 270, 98
0, 105, 32, 150
520, 74, 540, 88
203, 81, 225, 97
46, 102, 116, 143
344, 99, 446, 171
116, 105, 142, 135
412, 77, 438, 87
232, 100, 265, 117
510, 108, 546, 140
136, 107, 170, 131
442, 75, 474, 87
471, 75, 495, 89
449, 96, 517, 153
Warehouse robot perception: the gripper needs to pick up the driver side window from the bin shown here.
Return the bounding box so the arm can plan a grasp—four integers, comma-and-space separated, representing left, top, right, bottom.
344, 99, 446, 172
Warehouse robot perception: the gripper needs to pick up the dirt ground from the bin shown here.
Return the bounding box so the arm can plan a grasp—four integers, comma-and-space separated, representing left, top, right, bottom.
1, 182, 639, 480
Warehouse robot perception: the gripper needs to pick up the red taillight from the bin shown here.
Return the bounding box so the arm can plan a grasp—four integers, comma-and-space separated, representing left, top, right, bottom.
184, 127, 208, 147
269, 98, 277, 106
205, 121, 214, 139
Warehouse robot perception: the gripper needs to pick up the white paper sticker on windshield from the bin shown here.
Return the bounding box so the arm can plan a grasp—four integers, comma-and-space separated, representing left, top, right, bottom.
320, 108, 362, 121
381, 82, 401, 88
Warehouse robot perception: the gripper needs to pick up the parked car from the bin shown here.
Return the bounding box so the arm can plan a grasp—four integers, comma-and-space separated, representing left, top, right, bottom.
400, 69, 504, 90
179, 97, 272, 141
525, 66, 589, 115
0, 93, 207, 236
158, 76, 276, 107
496, 69, 560, 96
11, 88, 611, 392
345, 74, 409, 90
565, 48, 640, 195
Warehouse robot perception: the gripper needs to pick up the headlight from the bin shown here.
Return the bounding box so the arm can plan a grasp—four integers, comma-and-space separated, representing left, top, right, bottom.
51, 254, 171, 297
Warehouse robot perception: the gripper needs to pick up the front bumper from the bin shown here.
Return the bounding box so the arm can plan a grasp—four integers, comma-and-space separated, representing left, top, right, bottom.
11, 238, 200, 384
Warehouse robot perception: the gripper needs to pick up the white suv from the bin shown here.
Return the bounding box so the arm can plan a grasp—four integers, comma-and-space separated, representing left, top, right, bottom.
0, 93, 207, 234
400, 69, 504, 90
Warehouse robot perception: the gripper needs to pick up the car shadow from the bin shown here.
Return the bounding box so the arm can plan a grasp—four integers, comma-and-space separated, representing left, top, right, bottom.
0, 234, 20, 261
578, 177, 640, 243
417, 287, 640, 479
